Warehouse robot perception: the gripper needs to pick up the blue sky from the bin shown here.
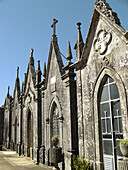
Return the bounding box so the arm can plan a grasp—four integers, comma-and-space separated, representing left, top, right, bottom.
0, 0, 128, 106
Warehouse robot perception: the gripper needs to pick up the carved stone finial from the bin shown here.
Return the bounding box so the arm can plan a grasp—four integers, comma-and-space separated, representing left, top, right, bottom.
66, 41, 73, 61
51, 19, 58, 35
95, 0, 105, 3
77, 22, 81, 30
37, 60, 41, 71
30, 48, 34, 58
24, 73, 26, 78
24, 73, 27, 83
95, 0, 121, 25
74, 22, 84, 61
43, 62, 46, 78
7, 86, 10, 96
17, 66, 19, 78
29, 48, 34, 66
63, 41, 73, 70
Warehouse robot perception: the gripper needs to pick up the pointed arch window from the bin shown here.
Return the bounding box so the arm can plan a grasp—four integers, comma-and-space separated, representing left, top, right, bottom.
52, 104, 59, 138
15, 117, 17, 145
99, 75, 123, 170
100, 76, 122, 136
27, 110, 32, 148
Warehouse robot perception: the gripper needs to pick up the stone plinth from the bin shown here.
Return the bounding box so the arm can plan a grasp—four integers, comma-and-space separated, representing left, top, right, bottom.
118, 158, 128, 170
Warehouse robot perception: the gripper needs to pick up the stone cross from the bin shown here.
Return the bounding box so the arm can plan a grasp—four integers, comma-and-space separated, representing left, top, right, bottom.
30, 48, 34, 57
51, 19, 58, 35
17, 66, 19, 78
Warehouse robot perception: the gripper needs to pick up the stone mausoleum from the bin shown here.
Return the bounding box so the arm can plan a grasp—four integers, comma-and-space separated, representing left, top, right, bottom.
1, 0, 128, 169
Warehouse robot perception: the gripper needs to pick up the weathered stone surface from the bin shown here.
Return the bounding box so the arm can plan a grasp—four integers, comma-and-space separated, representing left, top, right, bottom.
2, 1, 128, 170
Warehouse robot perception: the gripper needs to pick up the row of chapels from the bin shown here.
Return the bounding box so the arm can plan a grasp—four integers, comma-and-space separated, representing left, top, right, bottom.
1, 0, 128, 169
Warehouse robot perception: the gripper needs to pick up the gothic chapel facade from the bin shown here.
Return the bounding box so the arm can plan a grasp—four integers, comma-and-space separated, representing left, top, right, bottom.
1, 0, 128, 169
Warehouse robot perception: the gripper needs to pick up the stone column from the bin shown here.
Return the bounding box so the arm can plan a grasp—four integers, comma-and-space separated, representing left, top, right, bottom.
76, 68, 84, 156
40, 89, 45, 164
35, 60, 42, 164
34, 90, 40, 164
18, 95, 22, 156
62, 66, 78, 170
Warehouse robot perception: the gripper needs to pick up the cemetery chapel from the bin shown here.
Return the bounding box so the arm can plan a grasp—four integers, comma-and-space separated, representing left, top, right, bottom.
1, 0, 128, 169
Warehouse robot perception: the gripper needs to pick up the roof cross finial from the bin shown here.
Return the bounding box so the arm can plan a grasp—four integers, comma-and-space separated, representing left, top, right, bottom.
51, 18, 58, 35
7, 86, 10, 96
17, 66, 19, 78
30, 48, 34, 58
77, 22, 81, 30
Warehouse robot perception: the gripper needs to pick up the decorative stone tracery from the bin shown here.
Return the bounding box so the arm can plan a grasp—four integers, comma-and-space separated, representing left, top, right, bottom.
95, 0, 121, 25
94, 30, 112, 55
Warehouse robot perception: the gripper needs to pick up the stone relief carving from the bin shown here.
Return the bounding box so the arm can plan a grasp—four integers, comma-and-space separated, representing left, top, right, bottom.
101, 56, 109, 68
94, 30, 112, 55
95, 0, 121, 25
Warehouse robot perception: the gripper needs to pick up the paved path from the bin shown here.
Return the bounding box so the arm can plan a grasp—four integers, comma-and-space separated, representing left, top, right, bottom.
0, 151, 52, 170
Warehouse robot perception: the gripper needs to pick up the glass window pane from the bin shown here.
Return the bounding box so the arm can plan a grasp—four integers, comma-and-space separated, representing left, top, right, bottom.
102, 119, 106, 133
103, 140, 113, 155
104, 78, 108, 85
99, 76, 123, 159
114, 118, 118, 132
52, 105, 59, 137
107, 119, 111, 133
116, 140, 123, 157
109, 76, 114, 83
101, 86, 109, 102
110, 84, 119, 100
112, 101, 121, 116
101, 103, 110, 117
119, 118, 123, 133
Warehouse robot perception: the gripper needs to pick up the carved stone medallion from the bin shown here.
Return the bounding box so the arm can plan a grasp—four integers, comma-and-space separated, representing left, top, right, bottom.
101, 56, 109, 68
94, 30, 112, 55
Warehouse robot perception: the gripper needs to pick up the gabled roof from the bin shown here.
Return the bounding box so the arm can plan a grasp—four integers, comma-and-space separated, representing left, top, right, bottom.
74, 22, 84, 61
23, 49, 36, 94
13, 67, 20, 102
44, 35, 65, 87
4, 86, 12, 107
72, 0, 128, 68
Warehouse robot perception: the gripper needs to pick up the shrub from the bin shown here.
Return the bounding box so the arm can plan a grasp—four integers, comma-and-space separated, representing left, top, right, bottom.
119, 139, 128, 145
51, 136, 59, 146
72, 155, 93, 170
51, 136, 59, 142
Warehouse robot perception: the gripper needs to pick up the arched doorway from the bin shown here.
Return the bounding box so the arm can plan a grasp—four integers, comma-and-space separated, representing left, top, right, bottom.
27, 110, 32, 157
51, 104, 59, 139
14, 117, 17, 151
98, 75, 123, 170
4, 119, 8, 147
